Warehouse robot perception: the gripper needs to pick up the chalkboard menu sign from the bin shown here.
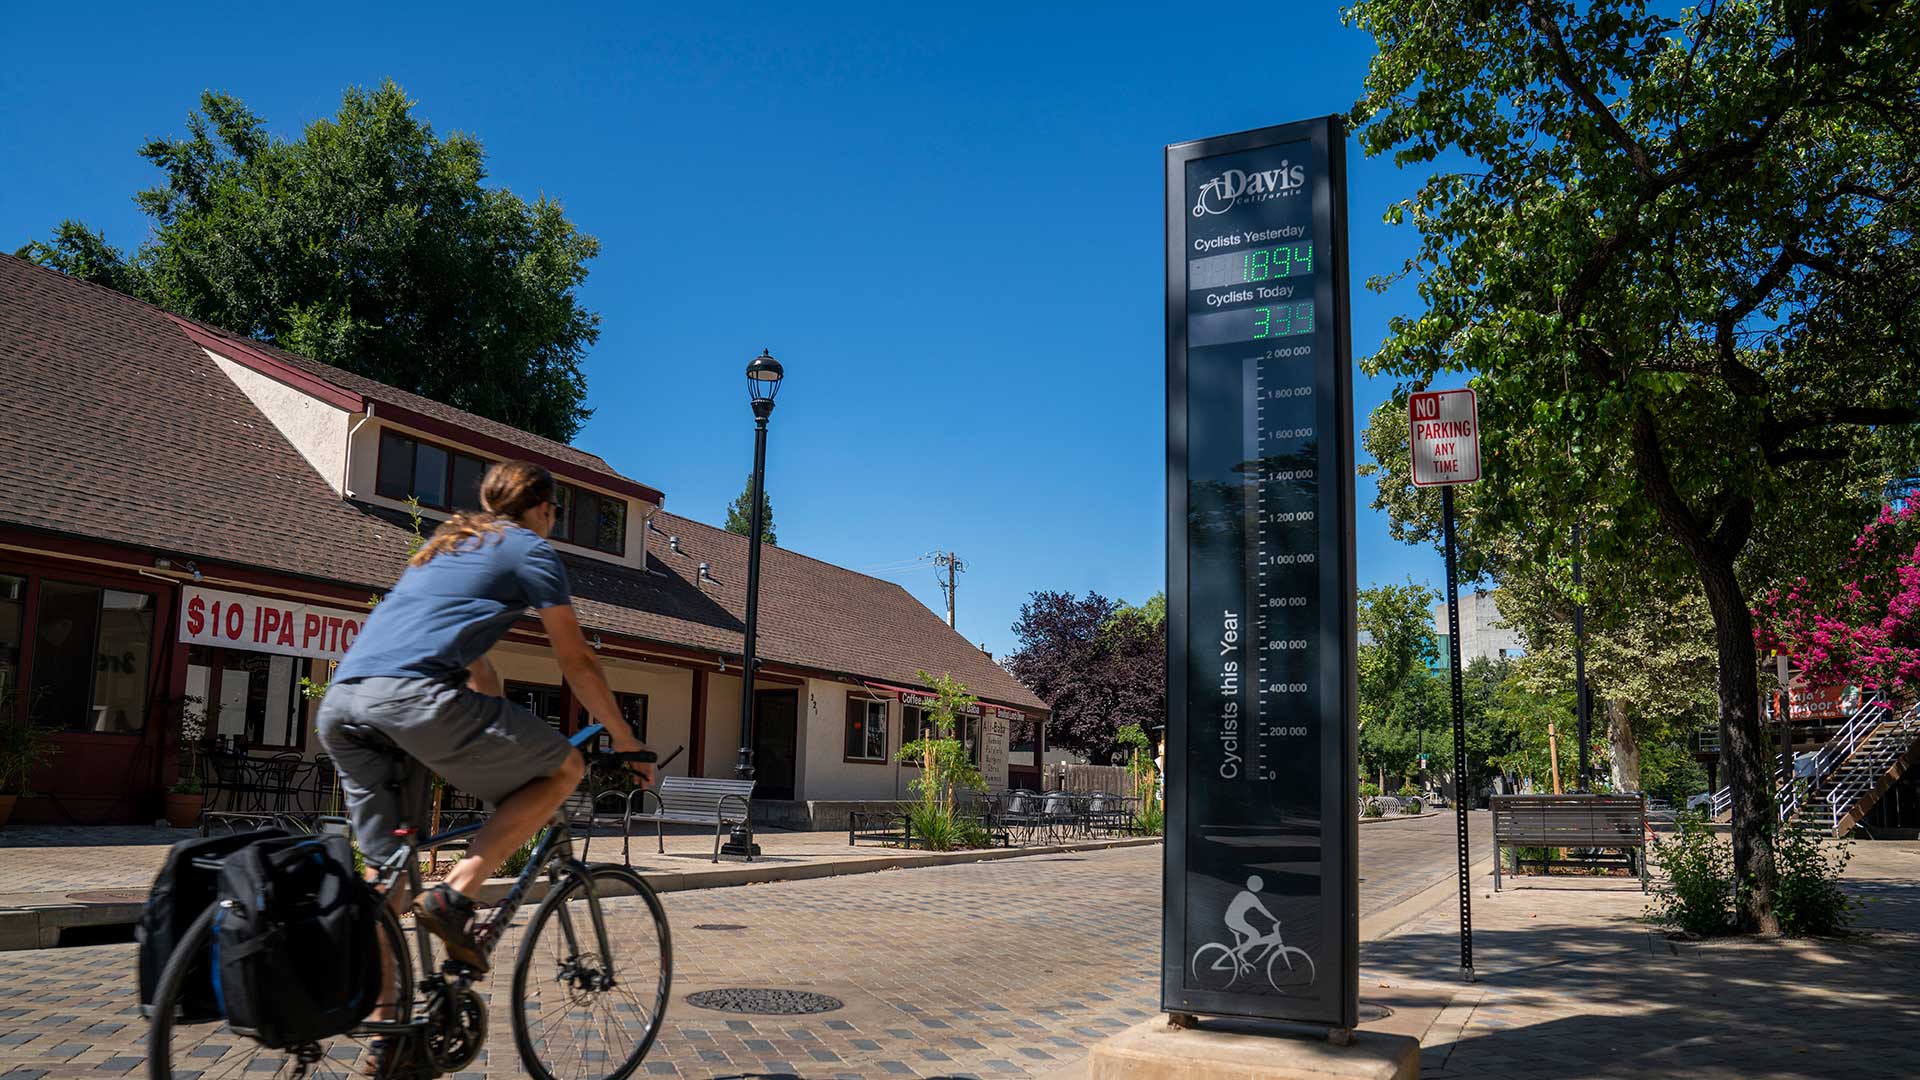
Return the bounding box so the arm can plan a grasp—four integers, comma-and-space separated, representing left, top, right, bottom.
1163, 117, 1358, 1029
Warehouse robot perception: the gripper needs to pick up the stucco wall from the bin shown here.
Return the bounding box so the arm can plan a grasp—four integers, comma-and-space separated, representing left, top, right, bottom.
703, 672, 742, 778
800, 680, 907, 802
480, 642, 696, 778
209, 352, 349, 492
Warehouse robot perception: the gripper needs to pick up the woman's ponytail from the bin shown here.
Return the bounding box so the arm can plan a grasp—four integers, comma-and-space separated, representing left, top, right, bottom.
409, 460, 557, 566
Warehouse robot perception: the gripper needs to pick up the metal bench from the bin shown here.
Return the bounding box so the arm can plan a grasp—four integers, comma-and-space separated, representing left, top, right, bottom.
561, 787, 641, 865
1491, 793, 1649, 892
849, 809, 910, 846
626, 776, 757, 862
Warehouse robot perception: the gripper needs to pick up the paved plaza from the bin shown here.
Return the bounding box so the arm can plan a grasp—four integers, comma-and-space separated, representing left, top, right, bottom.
3, 816, 1914, 1078
0, 813, 1480, 1079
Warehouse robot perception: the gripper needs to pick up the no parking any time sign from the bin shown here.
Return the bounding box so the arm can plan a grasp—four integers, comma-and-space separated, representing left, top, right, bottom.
1408, 388, 1481, 486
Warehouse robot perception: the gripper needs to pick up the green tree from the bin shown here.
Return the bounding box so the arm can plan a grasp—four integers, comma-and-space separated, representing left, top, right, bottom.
1347, 0, 1920, 933
897, 670, 985, 812
1358, 581, 1440, 731
1112, 592, 1167, 631
18, 81, 600, 442
724, 474, 777, 546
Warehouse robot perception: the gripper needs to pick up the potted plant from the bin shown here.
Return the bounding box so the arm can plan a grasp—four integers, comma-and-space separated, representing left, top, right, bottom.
163, 696, 211, 829
0, 712, 61, 827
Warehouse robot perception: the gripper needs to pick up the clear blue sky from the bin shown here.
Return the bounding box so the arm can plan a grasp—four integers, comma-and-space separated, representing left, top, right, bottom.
1, 2, 1445, 657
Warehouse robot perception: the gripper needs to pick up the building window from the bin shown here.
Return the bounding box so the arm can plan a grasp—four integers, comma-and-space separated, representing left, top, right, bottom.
565, 485, 626, 555
376, 429, 489, 513
550, 484, 573, 542
900, 705, 929, 766
28, 580, 154, 733
507, 682, 567, 732
576, 692, 648, 743
845, 698, 888, 762
451, 453, 488, 511
1011, 716, 1037, 756
0, 575, 23, 710
958, 713, 982, 765
541, 482, 625, 556
185, 646, 304, 750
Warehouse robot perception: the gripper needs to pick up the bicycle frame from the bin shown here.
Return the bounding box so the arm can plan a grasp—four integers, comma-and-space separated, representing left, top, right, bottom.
354, 723, 624, 1031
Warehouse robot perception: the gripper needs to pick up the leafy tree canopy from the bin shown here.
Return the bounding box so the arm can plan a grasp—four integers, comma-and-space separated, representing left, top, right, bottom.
1006, 590, 1165, 760
19, 81, 600, 442
1358, 580, 1440, 730
1347, 0, 1920, 932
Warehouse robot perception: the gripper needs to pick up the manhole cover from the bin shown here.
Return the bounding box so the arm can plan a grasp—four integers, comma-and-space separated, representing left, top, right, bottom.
1357, 1002, 1395, 1022
66, 889, 148, 904
685, 988, 844, 1015
692, 923, 749, 931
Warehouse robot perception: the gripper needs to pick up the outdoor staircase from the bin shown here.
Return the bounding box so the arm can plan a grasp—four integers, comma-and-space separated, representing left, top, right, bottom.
1709, 692, 1920, 836
1798, 699, 1920, 836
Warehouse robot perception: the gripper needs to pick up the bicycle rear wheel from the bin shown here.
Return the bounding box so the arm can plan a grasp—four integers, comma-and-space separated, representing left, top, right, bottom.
146, 903, 413, 1080
510, 864, 671, 1080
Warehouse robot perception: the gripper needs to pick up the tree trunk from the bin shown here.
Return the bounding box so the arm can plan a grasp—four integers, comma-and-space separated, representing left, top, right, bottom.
1697, 553, 1780, 935
1606, 698, 1641, 793
1628, 405, 1778, 933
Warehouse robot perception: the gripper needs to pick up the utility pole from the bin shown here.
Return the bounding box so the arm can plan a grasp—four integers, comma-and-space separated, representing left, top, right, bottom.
933, 551, 967, 628
1573, 521, 1591, 792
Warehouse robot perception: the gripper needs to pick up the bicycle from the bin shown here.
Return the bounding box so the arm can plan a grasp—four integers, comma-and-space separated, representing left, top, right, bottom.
1189, 927, 1317, 994
146, 723, 671, 1080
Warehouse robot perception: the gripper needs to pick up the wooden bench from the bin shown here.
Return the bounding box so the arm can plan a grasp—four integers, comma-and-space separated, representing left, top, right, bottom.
627, 776, 758, 862
1491, 793, 1649, 892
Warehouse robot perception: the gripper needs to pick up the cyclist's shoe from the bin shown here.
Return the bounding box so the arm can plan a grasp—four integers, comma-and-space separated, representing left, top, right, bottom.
414, 884, 489, 973
358, 1035, 413, 1078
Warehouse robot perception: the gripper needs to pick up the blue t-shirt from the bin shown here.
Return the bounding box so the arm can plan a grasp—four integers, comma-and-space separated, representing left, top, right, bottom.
334, 524, 572, 683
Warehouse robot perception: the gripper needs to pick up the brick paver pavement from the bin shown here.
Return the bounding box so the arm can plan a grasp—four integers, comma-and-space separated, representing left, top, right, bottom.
0, 813, 1488, 1080
1364, 839, 1920, 1079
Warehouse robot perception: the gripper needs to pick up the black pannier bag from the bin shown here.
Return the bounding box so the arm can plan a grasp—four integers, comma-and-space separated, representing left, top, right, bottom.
138, 828, 286, 1021
213, 833, 382, 1048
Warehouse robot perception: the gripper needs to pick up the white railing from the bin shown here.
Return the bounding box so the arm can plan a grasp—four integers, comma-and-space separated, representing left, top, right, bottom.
1822, 698, 1920, 831
1812, 691, 1889, 777
1710, 691, 1888, 823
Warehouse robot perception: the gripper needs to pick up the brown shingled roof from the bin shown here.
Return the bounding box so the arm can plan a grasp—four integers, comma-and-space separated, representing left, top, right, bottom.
0, 254, 1044, 712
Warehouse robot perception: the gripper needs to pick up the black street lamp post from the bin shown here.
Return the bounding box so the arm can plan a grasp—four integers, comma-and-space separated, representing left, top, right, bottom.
734, 348, 784, 784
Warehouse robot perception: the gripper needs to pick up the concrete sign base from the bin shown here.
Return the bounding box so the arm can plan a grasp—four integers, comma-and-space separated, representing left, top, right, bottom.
1091, 1018, 1417, 1080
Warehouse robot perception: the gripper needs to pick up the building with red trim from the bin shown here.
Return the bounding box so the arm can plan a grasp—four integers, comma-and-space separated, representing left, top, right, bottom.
0, 254, 1045, 825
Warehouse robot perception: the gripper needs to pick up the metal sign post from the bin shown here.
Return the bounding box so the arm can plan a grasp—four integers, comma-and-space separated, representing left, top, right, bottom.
1410, 387, 1481, 982
1164, 116, 1358, 1033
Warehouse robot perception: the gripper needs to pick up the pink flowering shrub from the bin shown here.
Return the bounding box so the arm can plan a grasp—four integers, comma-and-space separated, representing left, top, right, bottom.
1755, 503, 1920, 694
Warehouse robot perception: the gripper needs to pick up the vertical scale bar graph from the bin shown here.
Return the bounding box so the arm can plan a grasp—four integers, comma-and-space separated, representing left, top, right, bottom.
1164, 116, 1357, 1031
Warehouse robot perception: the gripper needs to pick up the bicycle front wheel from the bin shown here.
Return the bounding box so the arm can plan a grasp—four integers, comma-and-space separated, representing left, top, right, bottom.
511, 864, 671, 1080
147, 902, 412, 1080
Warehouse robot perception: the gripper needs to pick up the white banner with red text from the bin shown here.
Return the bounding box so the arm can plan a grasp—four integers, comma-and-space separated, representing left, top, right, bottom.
179, 585, 368, 661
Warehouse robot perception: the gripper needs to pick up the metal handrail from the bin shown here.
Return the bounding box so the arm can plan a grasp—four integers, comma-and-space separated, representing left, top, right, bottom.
1811, 691, 1889, 778
1710, 691, 1888, 821
1824, 698, 1920, 828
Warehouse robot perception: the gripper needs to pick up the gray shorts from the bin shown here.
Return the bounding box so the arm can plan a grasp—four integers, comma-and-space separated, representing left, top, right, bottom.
315, 676, 577, 862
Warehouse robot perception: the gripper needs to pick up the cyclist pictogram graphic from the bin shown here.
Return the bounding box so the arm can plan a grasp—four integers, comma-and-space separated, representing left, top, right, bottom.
1189, 875, 1317, 993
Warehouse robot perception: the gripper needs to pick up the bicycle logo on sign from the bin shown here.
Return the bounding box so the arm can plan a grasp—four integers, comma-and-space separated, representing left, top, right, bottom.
1189, 875, 1317, 994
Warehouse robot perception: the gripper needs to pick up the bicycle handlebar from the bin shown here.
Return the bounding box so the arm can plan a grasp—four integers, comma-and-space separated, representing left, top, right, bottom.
570, 723, 658, 766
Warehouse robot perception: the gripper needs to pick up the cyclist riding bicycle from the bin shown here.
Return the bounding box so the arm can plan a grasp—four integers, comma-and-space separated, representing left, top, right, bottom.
317, 460, 652, 981
1224, 874, 1280, 969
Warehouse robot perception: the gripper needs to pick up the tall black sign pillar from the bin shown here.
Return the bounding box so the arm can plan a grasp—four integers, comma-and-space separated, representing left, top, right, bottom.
1163, 117, 1358, 1033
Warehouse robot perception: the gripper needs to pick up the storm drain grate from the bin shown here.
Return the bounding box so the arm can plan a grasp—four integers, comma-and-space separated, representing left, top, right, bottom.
685, 988, 844, 1015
